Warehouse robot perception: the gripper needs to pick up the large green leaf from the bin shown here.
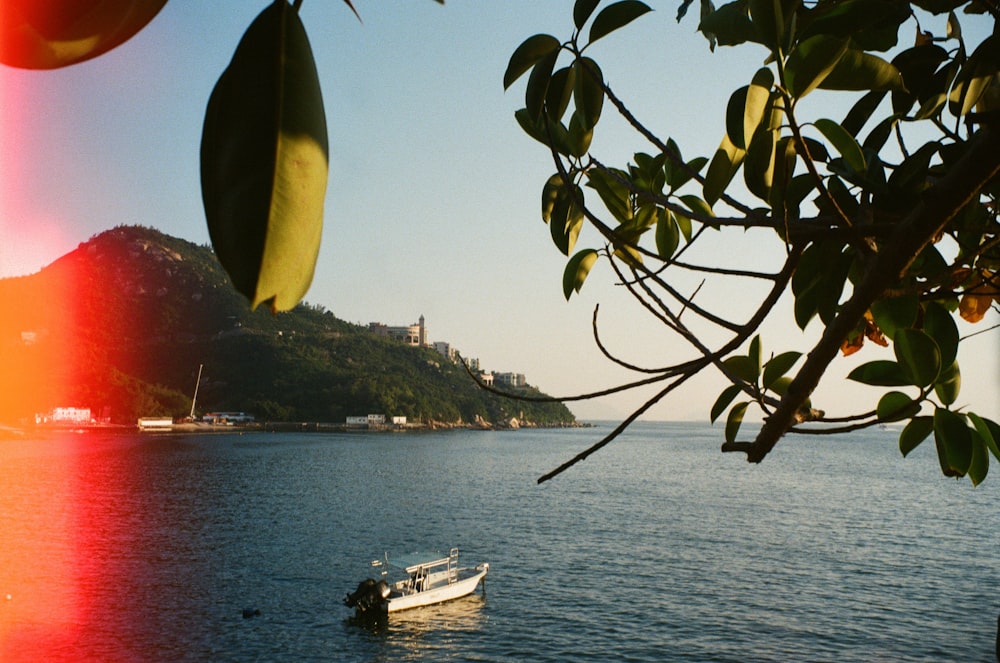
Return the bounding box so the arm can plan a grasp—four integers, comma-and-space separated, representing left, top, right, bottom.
563, 249, 599, 299
762, 351, 801, 389
526, 49, 560, 121
0, 0, 168, 69
876, 391, 920, 422
870, 295, 918, 340
504, 34, 560, 90
699, 0, 757, 48
711, 384, 743, 423
201, 0, 328, 312
899, 416, 934, 456
574, 57, 604, 130
968, 413, 1000, 462
725, 401, 750, 444
921, 301, 959, 367
655, 212, 680, 260
704, 133, 745, 205
846, 360, 909, 386
545, 66, 576, 121
586, 168, 632, 223
932, 360, 961, 406
726, 68, 773, 150
819, 49, 904, 92
744, 126, 777, 201
574, 0, 602, 29
589, 1, 653, 45
784, 35, 849, 99
550, 183, 585, 255
814, 118, 866, 173
723, 354, 759, 384
933, 408, 972, 477
894, 328, 941, 388
968, 431, 989, 487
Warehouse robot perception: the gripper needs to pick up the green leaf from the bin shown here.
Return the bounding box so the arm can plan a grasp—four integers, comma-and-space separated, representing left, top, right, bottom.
968, 413, 1000, 462
726, 86, 751, 150
655, 212, 680, 260
894, 328, 941, 388
711, 384, 743, 423
762, 351, 801, 389
725, 401, 750, 444
704, 133, 745, 205
968, 430, 989, 486
585, 168, 632, 223
784, 35, 849, 99
767, 376, 792, 396
748, 0, 783, 52
725, 69, 774, 151
514, 107, 548, 144
567, 111, 594, 157
723, 355, 759, 384
563, 249, 599, 299
814, 118, 866, 173
933, 408, 972, 477
201, 0, 328, 312
679, 195, 716, 221
504, 34, 560, 90
899, 416, 933, 456
846, 360, 909, 386
573, 57, 604, 130
699, 1, 756, 47
545, 66, 576, 121
589, 1, 653, 45
932, 360, 961, 406
744, 126, 777, 201
526, 49, 560, 121
876, 391, 920, 422
550, 184, 585, 255
870, 295, 918, 340
748, 335, 761, 376
921, 302, 958, 367
574, 0, 602, 29
541, 174, 563, 224
820, 49, 904, 92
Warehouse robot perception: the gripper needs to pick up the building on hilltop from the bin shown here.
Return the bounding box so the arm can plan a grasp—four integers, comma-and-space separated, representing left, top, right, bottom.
369, 314, 427, 347
494, 372, 527, 388
433, 341, 455, 361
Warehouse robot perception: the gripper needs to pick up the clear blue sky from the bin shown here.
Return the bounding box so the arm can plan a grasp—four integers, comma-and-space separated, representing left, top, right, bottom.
2, 1, 996, 423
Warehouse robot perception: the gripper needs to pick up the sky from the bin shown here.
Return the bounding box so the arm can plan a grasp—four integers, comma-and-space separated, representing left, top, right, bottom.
1, 1, 997, 424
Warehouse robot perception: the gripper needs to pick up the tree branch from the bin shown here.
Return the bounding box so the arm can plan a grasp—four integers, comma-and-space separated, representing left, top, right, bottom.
737, 125, 1000, 464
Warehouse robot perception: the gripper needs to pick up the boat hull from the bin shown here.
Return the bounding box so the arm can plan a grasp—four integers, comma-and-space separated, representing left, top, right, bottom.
386, 566, 487, 613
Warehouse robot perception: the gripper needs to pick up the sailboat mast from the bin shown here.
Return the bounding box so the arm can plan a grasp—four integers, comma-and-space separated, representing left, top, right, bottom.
189, 364, 203, 420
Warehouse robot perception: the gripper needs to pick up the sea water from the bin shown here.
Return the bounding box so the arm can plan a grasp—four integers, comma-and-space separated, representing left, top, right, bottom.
1, 422, 997, 662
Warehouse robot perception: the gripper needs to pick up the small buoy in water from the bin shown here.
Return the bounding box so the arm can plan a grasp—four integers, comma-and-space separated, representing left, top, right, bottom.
242, 608, 261, 619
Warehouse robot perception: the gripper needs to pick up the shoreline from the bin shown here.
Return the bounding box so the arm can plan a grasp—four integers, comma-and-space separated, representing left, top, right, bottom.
2, 419, 590, 438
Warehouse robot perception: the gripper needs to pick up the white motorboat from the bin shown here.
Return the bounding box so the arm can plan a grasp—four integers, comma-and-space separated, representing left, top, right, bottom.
344, 547, 488, 615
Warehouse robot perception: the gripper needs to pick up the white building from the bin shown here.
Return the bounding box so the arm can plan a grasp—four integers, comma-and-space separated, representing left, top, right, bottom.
494, 372, 527, 388
369, 314, 427, 347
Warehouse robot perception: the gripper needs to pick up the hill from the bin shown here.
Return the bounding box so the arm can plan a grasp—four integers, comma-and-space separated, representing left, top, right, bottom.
0, 225, 575, 427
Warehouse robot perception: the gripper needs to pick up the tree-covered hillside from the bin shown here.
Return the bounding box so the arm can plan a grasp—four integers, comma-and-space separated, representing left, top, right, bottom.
0, 225, 574, 426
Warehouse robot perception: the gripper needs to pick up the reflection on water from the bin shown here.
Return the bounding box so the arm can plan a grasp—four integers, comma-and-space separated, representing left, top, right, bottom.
346, 594, 488, 661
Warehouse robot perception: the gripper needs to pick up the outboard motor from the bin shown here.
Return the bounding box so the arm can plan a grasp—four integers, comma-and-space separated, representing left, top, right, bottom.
343, 578, 390, 614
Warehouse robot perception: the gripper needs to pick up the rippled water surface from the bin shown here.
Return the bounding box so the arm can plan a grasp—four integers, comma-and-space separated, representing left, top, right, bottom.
1, 422, 997, 661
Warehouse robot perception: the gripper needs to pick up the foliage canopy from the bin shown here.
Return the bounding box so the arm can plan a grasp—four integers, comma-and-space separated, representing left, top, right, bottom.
503, 0, 1000, 483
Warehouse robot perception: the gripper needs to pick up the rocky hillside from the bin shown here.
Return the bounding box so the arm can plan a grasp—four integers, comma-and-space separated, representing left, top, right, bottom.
0, 225, 575, 427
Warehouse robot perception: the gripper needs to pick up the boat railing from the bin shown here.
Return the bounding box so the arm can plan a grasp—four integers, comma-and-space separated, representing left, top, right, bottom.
448, 547, 459, 584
